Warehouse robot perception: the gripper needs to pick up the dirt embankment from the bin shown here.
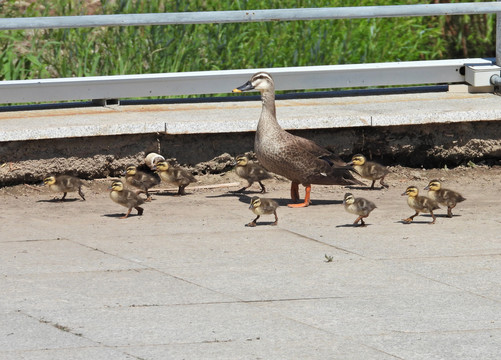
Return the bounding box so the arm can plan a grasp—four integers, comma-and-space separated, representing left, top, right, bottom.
1, 121, 500, 187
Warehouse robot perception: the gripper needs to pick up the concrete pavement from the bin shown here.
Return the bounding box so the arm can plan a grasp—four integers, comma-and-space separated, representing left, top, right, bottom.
1, 166, 500, 359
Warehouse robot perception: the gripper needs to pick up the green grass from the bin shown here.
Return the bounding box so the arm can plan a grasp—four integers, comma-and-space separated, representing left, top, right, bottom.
0, 0, 496, 83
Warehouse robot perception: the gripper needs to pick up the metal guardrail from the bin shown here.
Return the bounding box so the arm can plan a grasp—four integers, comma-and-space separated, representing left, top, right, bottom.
0, 2, 500, 104
1, 2, 501, 29
0, 59, 495, 104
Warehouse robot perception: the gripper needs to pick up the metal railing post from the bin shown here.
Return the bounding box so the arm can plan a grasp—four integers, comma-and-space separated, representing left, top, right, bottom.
491, 0, 501, 90
497, 0, 501, 65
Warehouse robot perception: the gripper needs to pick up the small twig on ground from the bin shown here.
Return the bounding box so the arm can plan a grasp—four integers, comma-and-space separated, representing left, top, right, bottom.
1, 162, 21, 172
149, 182, 241, 193
24, 184, 42, 192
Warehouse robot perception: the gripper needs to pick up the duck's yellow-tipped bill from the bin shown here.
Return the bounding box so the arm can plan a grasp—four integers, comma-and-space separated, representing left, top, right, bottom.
232, 88, 242, 93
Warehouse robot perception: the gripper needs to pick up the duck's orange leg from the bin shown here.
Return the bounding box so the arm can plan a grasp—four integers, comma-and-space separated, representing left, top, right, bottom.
288, 184, 311, 208
290, 182, 300, 202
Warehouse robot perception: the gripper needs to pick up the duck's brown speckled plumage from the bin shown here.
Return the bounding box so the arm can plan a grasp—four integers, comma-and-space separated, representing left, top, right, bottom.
234, 72, 362, 206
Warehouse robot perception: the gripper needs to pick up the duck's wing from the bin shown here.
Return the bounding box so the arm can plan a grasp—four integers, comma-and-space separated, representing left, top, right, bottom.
261, 199, 279, 212
355, 197, 377, 213
285, 133, 363, 185
289, 133, 347, 167
139, 171, 161, 187
123, 189, 145, 206
173, 167, 196, 184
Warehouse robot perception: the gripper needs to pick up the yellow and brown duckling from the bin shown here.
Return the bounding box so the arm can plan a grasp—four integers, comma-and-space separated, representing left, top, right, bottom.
348, 154, 389, 190
154, 161, 196, 195
233, 155, 273, 193
402, 185, 440, 224
424, 179, 466, 218
246, 196, 279, 227
343, 193, 377, 227
43, 174, 86, 201
124, 164, 160, 201
109, 180, 145, 219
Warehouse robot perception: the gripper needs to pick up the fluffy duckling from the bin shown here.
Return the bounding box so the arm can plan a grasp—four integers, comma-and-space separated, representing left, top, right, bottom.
233, 155, 273, 193
424, 179, 466, 218
154, 161, 196, 195
402, 185, 440, 224
109, 180, 145, 219
343, 193, 376, 227
124, 164, 160, 201
246, 196, 279, 227
348, 154, 389, 190
43, 174, 85, 201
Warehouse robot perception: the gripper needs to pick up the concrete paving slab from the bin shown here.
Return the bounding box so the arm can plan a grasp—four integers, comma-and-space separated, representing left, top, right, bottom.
72, 229, 359, 301
124, 337, 396, 360
21, 302, 338, 348
0, 312, 96, 351
385, 255, 501, 302
1, 268, 231, 312
362, 329, 501, 360
0, 238, 147, 276
259, 292, 501, 336
1, 347, 137, 360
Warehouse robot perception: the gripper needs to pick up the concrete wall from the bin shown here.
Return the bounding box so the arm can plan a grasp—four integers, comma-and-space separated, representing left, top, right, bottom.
1, 120, 500, 186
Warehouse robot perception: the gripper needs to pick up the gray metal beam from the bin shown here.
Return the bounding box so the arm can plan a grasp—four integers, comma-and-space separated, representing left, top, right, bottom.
1, 2, 501, 30
497, 0, 501, 66
0, 59, 493, 104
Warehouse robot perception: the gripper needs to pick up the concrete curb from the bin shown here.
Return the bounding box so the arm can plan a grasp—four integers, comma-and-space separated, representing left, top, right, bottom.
1, 89, 501, 142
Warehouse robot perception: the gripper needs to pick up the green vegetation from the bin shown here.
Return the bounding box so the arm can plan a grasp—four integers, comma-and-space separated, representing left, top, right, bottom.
0, 0, 496, 81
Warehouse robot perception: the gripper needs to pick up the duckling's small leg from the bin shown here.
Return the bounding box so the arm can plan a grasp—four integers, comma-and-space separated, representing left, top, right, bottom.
60, 192, 68, 201
234, 185, 249, 193
290, 182, 300, 202
379, 175, 389, 189
288, 184, 311, 208
447, 205, 455, 218
78, 186, 86, 201
144, 190, 153, 202
429, 211, 436, 224
403, 211, 419, 223
120, 208, 133, 219
135, 206, 144, 216
353, 215, 366, 226
246, 215, 260, 227
258, 181, 267, 194
370, 180, 376, 190
272, 210, 278, 226
177, 185, 187, 196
